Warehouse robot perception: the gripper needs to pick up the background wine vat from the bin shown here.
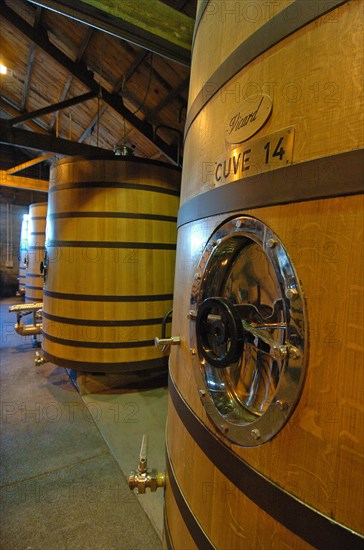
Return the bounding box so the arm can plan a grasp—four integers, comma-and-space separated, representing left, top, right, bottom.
41, 156, 180, 377
25, 202, 47, 303
18, 213, 28, 295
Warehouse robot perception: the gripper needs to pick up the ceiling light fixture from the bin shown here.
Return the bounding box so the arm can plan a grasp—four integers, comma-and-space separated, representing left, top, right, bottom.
0, 64, 14, 76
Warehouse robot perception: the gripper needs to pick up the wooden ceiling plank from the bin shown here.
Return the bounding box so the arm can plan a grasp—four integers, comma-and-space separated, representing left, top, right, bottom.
80, 49, 149, 144
20, 6, 43, 111
11, 91, 97, 125
28, 0, 193, 65
122, 50, 149, 85
49, 28, 94, 131
175, 0, 191, 10
0, 170, 49, 192
84, 28, 188, 145
121, 42, 187, 108
0, 120, 114, 157
147, 76, 189, 121
6, 153, 55, 174
75, 26, 95, 61
0, 1, 178, 163
48, 74, 73, 130
117, 45, 189, 133
78, 104, 107, 143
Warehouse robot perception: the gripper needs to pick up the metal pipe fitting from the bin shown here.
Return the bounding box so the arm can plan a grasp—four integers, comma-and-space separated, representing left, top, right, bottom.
9, 302, 43, 313
9, 303, 43, 338
14, 322, 42, 336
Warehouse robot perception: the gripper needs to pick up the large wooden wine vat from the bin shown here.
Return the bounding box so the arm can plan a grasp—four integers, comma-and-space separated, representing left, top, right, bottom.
165, 1, 364, 549
18, 213, 28, 295
41, 156, 180, 376
25, 202, 47, 303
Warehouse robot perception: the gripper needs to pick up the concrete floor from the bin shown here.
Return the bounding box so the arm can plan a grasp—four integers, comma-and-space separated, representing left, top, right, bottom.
0, 296, 168, 550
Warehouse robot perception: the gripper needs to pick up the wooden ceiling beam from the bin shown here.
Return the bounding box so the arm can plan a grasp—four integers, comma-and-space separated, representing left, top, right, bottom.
0, 121, 114, 157
6, 153, 55, 174
0, 170, 49, 193
10, 91, 97, 126
28, 0, 193, 66
1, 101, 56, 168
0, 1, 178, 164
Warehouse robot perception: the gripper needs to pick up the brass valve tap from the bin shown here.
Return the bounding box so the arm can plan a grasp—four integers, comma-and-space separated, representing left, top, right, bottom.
34, 351, 46, 367
128, 435, 165, 494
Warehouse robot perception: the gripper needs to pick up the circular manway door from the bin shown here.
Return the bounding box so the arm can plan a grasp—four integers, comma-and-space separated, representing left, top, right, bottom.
189, 216, 307, 446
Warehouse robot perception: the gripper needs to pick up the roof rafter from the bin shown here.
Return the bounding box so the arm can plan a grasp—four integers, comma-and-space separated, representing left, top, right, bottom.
6, 153, 55, 174
0, 120, 115, 157
0, 170, 49, 193
0, 96, 49, 134
10, 91, 97, 126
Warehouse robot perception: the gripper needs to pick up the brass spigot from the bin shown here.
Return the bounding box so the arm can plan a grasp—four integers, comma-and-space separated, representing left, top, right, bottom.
128, 435, 165, 494
34, 351, 46, 367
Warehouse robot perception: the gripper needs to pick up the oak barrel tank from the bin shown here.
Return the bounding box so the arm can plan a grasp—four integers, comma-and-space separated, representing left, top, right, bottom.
18, 213, 28, 295
25, 203, 47, 303
165, 1, 364, 549
41, 156, 180, 377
